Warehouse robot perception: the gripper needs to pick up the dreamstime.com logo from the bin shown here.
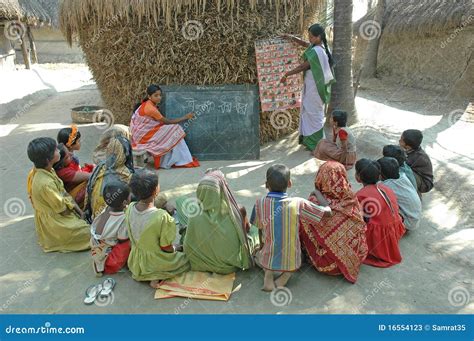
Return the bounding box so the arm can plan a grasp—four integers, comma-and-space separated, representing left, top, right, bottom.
181, 20, 204, 41
447, 109, 465, 126
92, 109, 115, 130
358, 20, 382, 41
270, 287, 293, 307
94, 292, 115, 307
181, 197, 203, 218
3, 197, 26, 219
4, 322, 85, 335
448, 286, 471, 308
270, 110, 292, 130
359, 197, 381, 219
3, 20, 26, 41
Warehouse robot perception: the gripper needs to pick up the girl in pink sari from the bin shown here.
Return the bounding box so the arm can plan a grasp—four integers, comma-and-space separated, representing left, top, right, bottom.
300, 161, 368, 283
130, 84, 199, 169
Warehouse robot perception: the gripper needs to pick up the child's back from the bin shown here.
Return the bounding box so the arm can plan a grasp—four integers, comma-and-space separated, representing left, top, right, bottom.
253, 192, 302, 272
406, 147, 433, 193
356, 183, 405, 267
399, 129, 434, 193
91, 208, 130, 275
126, 202, 189, 280
382, 173, 421, 230
399, 162, 417, 189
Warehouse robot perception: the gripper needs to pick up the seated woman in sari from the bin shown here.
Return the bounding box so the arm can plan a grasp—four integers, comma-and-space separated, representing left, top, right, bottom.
84, 136, 135, 222
181, 169, 254, 274
131, 84, 200, 169
92, 124, 131, 164
300, 161, 368, 283
53, 143, 93, 208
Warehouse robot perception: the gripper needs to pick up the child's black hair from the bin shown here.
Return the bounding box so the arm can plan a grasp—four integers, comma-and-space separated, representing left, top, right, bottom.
129, 169, 159, 201
382, 145, 406, 166
103, 181, 130, 211
53, 143, 68, 171
57, 127, 81, 146
308, 24, 334, 67
401, 129, 423, 149
355, 158, 381, 185
266, 164, 291, 192
377, 157, 400, 180
27, 137, 57, 169
332, 110, 347, 127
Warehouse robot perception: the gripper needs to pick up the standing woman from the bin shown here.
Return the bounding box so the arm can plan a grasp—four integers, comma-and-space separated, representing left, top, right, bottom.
131, 84, 200, 169
281, 24, 335, 151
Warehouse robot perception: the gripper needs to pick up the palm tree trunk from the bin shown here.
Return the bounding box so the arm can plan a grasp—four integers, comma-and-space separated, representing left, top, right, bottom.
329, 0, 356, 122
361, 0, 385, 78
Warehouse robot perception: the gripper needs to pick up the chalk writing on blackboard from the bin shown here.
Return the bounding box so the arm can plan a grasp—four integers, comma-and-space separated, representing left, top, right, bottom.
236, 103, 248, 116
161, 85, 260, 161
219, 102, 232, 114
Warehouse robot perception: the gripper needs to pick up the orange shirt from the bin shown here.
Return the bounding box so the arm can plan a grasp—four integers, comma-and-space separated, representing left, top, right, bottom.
139, 100, 163, 121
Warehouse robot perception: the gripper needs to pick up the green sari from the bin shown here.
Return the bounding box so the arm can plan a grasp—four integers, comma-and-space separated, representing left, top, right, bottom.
181, 170, 253, 274
300, 45, 336, 151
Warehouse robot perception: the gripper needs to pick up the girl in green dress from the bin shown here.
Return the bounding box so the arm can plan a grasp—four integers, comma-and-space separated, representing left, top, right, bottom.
126, 169, 189, 287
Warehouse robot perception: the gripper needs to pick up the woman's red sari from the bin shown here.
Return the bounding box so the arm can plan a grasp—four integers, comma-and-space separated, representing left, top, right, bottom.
300, 161, 368, 283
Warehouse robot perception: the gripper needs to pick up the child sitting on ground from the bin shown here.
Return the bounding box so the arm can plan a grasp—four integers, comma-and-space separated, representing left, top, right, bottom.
314, 110, 357, 170
26, 137, 90, 252
399, 129, 434, 194
355, 159, 405, 267
91, 180, 131, 276
377, 157, 422, 230
251, 164, 330, 291
57, 125, 91, 167
382, 145, 417, 189
126, 169, 189, 287
54, 143, 92, 208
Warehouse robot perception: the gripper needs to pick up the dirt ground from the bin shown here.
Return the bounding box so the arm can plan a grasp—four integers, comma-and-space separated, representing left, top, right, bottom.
0, 65, 472, 314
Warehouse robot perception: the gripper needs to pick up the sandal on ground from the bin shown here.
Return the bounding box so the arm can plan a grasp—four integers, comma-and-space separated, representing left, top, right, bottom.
84, 284, 103, 305
100, 277, 116, 296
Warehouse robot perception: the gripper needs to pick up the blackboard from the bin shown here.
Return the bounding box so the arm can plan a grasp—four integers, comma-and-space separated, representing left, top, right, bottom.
160, 85, 260, 161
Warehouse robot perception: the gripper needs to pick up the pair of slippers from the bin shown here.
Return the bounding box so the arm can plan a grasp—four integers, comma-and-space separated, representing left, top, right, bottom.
83, 278, 116, 305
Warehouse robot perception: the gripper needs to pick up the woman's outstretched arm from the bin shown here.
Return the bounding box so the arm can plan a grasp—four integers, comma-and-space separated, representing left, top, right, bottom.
281, 34, 310, 48
160, 112, 195, 125
280, 61, 310, 83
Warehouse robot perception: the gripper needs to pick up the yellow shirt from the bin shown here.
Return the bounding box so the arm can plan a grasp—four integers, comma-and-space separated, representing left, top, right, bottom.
28, 168, 90, 252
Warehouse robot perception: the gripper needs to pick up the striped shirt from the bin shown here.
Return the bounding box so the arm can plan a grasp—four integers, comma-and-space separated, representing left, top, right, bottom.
251, 192, 326, 271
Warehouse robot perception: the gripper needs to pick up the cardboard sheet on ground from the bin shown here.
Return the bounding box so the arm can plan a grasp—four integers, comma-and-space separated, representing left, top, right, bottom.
154, 271, 238, 301
255, 36, 303, 112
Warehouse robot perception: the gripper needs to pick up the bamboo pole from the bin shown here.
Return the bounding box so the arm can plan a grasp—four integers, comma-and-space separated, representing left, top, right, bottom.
27, 25, 38, 64
20, 37, 31, 69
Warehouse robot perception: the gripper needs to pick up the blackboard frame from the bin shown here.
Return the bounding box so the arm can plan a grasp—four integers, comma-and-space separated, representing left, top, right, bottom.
160, 84, 261, 161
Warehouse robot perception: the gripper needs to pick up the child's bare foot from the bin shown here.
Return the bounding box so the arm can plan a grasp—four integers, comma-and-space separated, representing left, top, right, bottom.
262, 270, 275, 292
149, 280, 161, 289
274, 272, 292, 288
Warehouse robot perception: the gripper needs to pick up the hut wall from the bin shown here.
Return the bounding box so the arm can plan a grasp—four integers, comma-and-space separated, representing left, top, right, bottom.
0, 23, 16, 71
14, 27, 84, 63
353, 27, 474, 97
68, 2, 316, 143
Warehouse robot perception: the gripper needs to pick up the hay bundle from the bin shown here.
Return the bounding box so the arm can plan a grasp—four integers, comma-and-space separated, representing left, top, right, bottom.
60, 0, 321, 144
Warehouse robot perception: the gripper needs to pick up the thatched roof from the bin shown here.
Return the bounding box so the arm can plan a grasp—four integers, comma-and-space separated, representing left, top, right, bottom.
354, 0, 473, 38
37, 0, 60, 27
0, 0, 52, 25
60, 0, 321, 45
